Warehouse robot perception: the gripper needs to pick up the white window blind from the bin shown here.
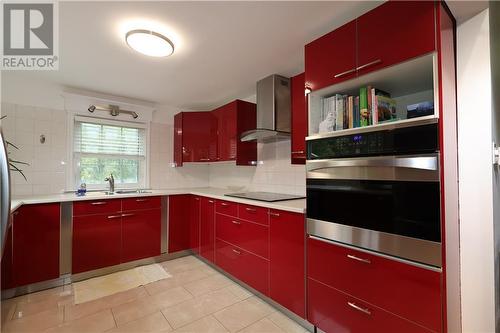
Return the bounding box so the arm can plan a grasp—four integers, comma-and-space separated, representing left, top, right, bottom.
73, 117, 147, 188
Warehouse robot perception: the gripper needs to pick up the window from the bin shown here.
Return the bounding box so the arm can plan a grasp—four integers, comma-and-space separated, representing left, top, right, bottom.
73, 117, 148, 189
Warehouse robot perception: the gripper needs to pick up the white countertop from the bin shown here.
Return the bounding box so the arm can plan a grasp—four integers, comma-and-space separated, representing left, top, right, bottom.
10, 187, 306, 214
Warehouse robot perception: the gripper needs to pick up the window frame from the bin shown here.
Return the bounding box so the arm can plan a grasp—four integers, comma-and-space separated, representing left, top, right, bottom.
68, 115, 150, 191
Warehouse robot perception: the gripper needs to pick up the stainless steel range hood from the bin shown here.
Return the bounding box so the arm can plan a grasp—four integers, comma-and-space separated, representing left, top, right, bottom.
240, 74, 291, 143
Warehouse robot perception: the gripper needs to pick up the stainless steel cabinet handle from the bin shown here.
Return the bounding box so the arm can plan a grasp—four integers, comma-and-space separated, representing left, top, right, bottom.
232, 249, 241, 255
195, 197, 200, 201
91, 202, 107, 205
347, 254, 371, 264
208, 200, 214, 204
232, 220, 241, 225
107, 214, 121, 219
136, 199, 149, 202
121, 213, 135, 217
269, 212, 280, 217
245, 207, 257, 212
347, 302, 371, 315
199, 158, 210, 161
221, 203, 230, 206
356, 59, 382, 71
333, 68, 356, 78
291, 150, 305, 154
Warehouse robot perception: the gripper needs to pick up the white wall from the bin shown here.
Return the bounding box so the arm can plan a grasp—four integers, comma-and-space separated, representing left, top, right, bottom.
209, 140, 306, 196
457, 8, 496, 333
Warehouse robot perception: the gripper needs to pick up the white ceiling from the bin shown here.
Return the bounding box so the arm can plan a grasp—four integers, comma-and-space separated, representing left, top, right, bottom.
2, 1, 382, 110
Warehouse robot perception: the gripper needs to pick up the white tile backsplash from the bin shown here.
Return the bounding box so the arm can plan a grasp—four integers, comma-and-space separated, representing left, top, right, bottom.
2, 102, 305, 197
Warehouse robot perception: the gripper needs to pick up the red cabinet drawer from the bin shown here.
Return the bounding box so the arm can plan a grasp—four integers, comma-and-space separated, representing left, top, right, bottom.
73, 213, 122, 273
215, 239, 269, 296
216, 213, 269, 259
73, 199, 121, 216
238, 204, 269, 225
308, 278, 433, 333
307, 237, 442, 332
122, 196, 161, 211
215, 200, 238, 217
122, 209, 161, 262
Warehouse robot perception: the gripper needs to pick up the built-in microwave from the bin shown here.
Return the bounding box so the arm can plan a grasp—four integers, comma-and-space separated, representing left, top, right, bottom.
306, 123, 442, 267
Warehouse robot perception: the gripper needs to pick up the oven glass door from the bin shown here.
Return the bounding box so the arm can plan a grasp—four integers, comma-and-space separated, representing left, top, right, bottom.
307, 178, 440, 242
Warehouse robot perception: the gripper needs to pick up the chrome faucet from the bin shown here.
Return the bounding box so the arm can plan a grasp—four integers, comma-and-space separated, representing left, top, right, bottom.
104, 173, 115, 193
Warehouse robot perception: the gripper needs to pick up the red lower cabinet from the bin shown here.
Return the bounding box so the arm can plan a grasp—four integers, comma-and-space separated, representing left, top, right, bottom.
122, 209, 161, 262
168, 195, 191, 253
307, 237, 442, 332
189, 196, 201, 253
308, 278, 433, 333
1, 221, 14, 290
200, 197, 215, 262
13, 203, 60, 286
215, 239, 269, 296
73, 213, 122, 273
269, 210, 306, 318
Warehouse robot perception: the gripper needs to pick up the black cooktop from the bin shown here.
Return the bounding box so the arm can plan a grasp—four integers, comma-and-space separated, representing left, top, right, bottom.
225, 192, 305, 202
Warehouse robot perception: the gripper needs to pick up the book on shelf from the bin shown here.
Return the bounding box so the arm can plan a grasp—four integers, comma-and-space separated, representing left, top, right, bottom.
407, 101, 434, 119
335, 94, 344, 131
354, 96, 360, 128
377, 95, 397, 122
359, 87, 368, 127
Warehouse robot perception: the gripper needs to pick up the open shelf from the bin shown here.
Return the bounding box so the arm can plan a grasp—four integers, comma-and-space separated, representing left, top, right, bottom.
307, 52, 439, 139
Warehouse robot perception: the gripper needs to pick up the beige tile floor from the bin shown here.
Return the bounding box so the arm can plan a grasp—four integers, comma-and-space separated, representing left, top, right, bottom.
0, 256, 310, 333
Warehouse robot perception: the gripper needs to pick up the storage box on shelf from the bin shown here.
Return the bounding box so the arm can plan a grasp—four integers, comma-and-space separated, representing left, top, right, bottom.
173, 100, 257, 167
308, 53, 438, 139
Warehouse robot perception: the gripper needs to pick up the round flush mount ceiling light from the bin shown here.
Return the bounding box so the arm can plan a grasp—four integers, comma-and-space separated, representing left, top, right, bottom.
125, 29, 174, 57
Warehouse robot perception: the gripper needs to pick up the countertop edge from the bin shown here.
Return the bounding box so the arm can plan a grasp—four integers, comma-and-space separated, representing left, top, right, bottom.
10, 188, 306, 214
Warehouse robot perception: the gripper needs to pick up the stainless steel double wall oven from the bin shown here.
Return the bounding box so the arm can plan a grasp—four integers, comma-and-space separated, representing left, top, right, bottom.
306, 122, 441, 267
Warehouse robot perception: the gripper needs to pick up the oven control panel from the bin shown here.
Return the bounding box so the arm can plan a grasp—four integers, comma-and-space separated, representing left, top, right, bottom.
307, 123, 439, 159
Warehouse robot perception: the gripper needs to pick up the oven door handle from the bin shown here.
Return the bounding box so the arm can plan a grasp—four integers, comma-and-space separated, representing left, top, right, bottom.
306, 154, 439, 172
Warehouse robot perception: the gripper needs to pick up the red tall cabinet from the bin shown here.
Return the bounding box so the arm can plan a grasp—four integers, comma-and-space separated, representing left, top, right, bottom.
200, 197, 215, 263
291, 73, 308, 164
168, 195, 191, 253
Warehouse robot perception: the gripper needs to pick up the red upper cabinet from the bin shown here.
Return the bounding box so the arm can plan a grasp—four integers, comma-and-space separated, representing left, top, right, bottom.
200, 197, 216, 263
173, 100, 256, 167
269, 210, 306, 318
182, 112, 217, 162
291, 73, 308, 164
174, 113, 183, 167
305, 20, 357, 91
168, 195, 191, 253
213, 100, 257, 165
357, 1, 436, 76
13, 203, 60, 286
189, 196, 201, 253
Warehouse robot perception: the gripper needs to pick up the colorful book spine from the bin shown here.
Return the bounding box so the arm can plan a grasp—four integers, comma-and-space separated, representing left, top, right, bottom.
335, 94, 344, 131
359, 87, 368, 127
371, 88, 378, 125
354, 96, 360, 128
348, 96, 353, 129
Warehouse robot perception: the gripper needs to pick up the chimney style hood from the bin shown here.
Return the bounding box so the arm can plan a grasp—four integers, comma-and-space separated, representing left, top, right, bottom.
240, 74, 291, 143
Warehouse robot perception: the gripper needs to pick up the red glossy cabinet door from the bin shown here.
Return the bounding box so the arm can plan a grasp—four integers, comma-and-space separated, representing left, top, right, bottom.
214, 102, 237, 161
269, 210, 306, 318
1, 219, 14, 290
122, 209, 161, 262
168, 195, 191, 253
174, 113, 183, 167
357, 1, 436, 75
308, 278, 433, 333
308, 237, 442, 332
190, 196, 201, 254
200, 197, 215, 262
13, 203, 60, 286
182, 112, 217, 162
73, 213, 122, 273
291, 73, 307, 164
305, 20, 357, 91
